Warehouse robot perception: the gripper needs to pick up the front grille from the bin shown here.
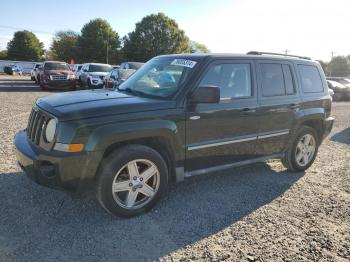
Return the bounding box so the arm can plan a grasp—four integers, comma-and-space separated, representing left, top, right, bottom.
27, 108, 47, 145
50, 74, 68, 81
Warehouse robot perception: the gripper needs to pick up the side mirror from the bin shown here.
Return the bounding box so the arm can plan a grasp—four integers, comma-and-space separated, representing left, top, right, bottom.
189, 85, 220, 104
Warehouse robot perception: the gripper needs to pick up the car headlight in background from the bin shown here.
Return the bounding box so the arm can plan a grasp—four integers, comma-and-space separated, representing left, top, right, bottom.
44, 118, 57, 143
67, 74, 76, 80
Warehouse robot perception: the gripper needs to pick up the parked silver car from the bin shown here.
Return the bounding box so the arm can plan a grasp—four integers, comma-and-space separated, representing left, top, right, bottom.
80, 63, 112, 88
30, 63, 42, 82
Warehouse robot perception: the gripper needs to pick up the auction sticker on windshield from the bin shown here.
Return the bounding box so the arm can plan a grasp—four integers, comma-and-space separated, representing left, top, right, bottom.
171, 59, 197, 68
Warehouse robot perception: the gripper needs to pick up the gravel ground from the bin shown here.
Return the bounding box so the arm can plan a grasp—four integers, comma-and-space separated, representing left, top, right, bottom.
0, 75, 349, 262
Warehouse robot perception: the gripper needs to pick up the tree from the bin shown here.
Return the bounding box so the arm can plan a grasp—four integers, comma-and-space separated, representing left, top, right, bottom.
0, 50, 7, 60
317, 60, 329, 76
123, 13, 191, 62
7, 30, 44, 61
78, 18, 121, 64
327, 56, 350, 77
50, 31, 79, 63
190, 41, 210, 53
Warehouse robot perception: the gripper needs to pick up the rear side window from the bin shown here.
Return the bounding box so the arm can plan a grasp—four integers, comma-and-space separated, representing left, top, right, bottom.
260, 63, 296, 97
298, 65, 324, 93
282, 65, 295, 95
261, 64, 285, 96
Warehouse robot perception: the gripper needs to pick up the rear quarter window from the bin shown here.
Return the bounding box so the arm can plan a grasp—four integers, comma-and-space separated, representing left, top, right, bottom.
298, 65, 324, 93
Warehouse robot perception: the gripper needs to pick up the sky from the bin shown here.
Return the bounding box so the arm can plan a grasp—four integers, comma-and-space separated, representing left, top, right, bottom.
0, 0, 349, 61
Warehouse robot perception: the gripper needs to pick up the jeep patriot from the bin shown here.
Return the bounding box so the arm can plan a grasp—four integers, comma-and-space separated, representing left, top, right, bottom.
14, 52, 334, 217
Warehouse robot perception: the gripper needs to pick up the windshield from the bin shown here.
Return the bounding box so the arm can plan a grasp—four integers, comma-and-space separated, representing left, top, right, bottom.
119, 57, 198, 98
44, 62, 69, 70
89, 65, 112, 72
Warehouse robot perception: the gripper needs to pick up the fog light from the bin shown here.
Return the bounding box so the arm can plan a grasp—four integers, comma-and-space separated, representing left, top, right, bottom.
54, 143, 84, 152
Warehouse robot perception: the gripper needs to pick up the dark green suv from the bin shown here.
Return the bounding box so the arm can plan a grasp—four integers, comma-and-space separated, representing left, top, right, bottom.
14, 52, 334, 217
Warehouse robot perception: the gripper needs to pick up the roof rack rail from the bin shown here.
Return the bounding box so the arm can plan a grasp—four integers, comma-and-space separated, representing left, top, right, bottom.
247, 51, 311, 60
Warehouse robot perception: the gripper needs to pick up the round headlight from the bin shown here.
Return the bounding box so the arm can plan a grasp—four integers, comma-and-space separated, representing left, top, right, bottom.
45, 118, 57, 143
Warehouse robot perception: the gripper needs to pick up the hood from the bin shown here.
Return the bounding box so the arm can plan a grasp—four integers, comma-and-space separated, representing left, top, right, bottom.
44, 70, 72, 75
36, 89, 175, 121
89, 72, 109, 77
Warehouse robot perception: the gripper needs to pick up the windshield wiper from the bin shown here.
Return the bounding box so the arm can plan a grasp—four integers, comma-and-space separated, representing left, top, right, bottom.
117, 87, 159, 99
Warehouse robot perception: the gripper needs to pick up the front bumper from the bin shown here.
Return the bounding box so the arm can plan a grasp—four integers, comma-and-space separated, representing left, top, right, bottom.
41, 79, 76, 89
14, 130, 101, 192
90, 77, 104, 87
323, 117, 335, 140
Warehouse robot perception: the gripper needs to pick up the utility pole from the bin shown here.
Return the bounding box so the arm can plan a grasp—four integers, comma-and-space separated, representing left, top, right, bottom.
284, 49, 290, 55
106, 31, 109, 64
330, 51, 335, 60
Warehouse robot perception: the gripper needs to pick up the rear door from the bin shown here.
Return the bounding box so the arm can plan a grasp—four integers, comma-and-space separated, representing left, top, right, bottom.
255, 60, 302, 155
185, 59, 262, 172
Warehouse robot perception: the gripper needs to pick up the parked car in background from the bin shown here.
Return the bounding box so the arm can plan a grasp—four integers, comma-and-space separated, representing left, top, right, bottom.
120, 62, 144, 70
327, 80, 350, 101
37, 61, 76, 90
71, 64, 83, 81
327, 77, 350, 88
112, 65, 120, 70
104, 69, 120, 88
30, 63, 42, 81
80, 63, 112, 88
4, 64, 23, 75
104, 63, 144, 88
14, 52, 334, 217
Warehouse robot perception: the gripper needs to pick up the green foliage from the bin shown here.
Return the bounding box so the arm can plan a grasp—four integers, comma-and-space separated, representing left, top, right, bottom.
0, 50, 7, 60
327, 56, 350, 77
7, 30, 44, 61
78, 18, 121, 64
123, 13, 191, 62
317, 60, 329, 76
50, 31, 79, 63
190, 41, 210, 53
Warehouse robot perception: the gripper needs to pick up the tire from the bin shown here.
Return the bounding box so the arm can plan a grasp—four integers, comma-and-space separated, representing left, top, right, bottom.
31, 76, 35, 81
282, 126, 319, 172
96, 145, 168, 217
87, 78, 92, 89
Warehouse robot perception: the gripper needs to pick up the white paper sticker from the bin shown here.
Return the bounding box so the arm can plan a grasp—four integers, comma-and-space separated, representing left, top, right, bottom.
171, 59, 197, 68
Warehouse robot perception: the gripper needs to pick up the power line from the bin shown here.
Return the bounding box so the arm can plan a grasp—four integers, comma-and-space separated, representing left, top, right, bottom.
0, 25, 56, 35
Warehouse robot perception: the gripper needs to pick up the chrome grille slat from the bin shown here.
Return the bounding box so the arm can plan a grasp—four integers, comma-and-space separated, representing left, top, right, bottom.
26, 108, 48, 146
28, 110, 37, 140
27, 110, 34, 136
30, 112, 39, 141
50, 74, 68, 81
34, 116, 45, 145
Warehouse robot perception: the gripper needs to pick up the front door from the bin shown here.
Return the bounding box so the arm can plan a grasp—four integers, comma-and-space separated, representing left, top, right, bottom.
185, 60, 262, 172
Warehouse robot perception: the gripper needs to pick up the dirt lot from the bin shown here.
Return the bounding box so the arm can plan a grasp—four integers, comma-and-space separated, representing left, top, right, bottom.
0, 75, 349, 262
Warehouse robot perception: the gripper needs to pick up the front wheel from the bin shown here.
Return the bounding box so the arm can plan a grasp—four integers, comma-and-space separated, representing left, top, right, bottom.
282, 126, 319, 171
96, 145, 168, 217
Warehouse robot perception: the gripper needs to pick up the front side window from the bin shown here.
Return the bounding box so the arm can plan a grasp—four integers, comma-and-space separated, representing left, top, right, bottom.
298, 65, 324, 93
199, 63, 252, 99
119, 57, 198, 98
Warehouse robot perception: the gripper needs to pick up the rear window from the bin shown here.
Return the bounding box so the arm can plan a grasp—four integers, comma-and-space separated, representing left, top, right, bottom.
261, 64, 285, 96
298, 65, 324, 93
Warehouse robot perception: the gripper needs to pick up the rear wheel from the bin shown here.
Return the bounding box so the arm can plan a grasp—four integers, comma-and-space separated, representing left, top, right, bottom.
96, 145, 168, 217
87, 78, 92, 89
282, 126, 319, 171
